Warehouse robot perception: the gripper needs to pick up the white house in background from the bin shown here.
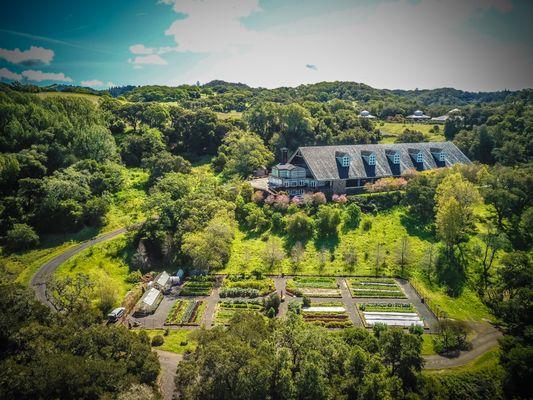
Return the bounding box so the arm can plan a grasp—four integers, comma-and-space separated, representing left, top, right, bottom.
406, 110, 431, 122
431, 108, 464, 124
135, 287, 163, 315
359, 110, 376, 119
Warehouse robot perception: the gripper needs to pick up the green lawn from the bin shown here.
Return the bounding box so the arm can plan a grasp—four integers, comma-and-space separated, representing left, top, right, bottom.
421, 334, 437, 355
215, 111, 243, 120
141, 329, 197, 354
376, 121, 445, 143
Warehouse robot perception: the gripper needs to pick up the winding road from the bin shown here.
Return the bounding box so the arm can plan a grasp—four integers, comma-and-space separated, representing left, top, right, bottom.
28, 228, 502, 399
30, 227, 127, 306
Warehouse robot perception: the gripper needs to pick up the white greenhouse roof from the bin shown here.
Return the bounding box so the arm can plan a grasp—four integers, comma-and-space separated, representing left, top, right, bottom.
156, 271, 170, 286
142, 288, 161, 306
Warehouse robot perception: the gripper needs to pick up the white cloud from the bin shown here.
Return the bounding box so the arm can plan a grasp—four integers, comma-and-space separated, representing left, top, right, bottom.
81, 79, 104, 87
21, 70, 73, 82
0, 46, 54, 65
129, 44, 154, 55
107, 81, 116, 87
161, 0, 531, 91
129, 54, 168, 65
0, 67, 22, 80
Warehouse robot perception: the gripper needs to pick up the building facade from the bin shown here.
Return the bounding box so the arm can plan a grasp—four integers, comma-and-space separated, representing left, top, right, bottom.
268, 142, 471, 196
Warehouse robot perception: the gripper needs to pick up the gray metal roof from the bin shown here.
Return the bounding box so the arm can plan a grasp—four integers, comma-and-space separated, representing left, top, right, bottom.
291, 142, 471, 181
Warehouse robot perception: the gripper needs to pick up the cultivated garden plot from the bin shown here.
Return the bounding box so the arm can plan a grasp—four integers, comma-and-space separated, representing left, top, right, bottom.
219, 273, 275, 298
165, 299, 207, 326
179, 275, 219, 296
358, 302, 424, 328
286, 277, 341, 298
214, 299, 264, 326
346, 277, 406, 298
298, 301, 352, 329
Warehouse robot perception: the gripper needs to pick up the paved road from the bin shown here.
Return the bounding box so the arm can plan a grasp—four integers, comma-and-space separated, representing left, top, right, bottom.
337, 278, 364, 326
30, 228, 127, 306
424, 322, 502, 369
155, 350, 183, 400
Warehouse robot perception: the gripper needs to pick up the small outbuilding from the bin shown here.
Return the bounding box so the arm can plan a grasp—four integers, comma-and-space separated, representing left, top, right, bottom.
154, 271, 172, 292
359, 110, 376, 119
406, 110, 431, 122
135, 287, 163, 316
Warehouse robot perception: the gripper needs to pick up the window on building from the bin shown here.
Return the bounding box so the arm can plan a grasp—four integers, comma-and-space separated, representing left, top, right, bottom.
439, 152, 446, 162
368, 154, 376, 165
299, 179, 306, 186
393, 153, 400, 164
290, 180, 297, 187
283, 181, 289, 187
279, 170, 288, 178
416, 152, 423, 163
341, 156, 350, 167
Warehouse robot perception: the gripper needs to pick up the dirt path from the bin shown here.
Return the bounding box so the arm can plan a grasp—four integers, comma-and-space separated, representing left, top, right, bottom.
30, 228, 127, 306
202, 276, 223, 328
423, 322, 501, 369
155, 350, 183, 400
274, 276, 289, 317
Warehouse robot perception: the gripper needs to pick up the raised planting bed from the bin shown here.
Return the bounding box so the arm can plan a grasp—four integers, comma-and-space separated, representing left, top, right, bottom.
359, 302, 415, 313
179, 276, 218, 296
286, 277, 341, 298
346, 278, 406, 298
165, 299, 206, 326
301, 302, 352, 329
214, 299, 264, 325
358, 302, 423, 328
221, 274, 275, 298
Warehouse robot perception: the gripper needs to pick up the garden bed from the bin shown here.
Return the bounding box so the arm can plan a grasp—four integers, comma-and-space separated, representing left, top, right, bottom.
165, 300, 206, 326
214, 299, 264, 325
301, 302, 352, 329
346, 278, 406, 298
286, 277, 341, 298
179, 276, 218, 296
358, 302, 423, 327
219, 274, 275, 298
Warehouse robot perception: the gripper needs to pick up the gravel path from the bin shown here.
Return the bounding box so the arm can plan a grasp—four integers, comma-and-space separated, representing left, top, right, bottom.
338, 278, 364, 326
30, 228, 127, 306
274, 276, 289, 317
202, 276, 223, 328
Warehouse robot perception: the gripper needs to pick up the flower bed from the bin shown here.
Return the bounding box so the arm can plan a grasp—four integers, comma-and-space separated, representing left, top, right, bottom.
165, 300, 206, 326
286, 277, 341, 298
214, 299, 264, 325
346, 278, 406, 298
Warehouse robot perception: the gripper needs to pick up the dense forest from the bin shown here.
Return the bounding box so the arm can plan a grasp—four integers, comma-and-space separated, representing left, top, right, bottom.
0, 80, 531, 399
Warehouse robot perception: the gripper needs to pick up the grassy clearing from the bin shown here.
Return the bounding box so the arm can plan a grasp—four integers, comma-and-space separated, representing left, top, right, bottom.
421, 334, 437, 355
215, 111, 243, 120
55, 235, 134, 304
103, 168, 149, 231
377, 121, 445, 143
142, 329, 197, 354
35, 91, 102, 104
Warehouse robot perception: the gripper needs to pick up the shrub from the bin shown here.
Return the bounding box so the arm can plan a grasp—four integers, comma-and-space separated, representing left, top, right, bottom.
302, 296, 311, 308
372, 322, 388, 338
264, 293, 281, 313
285, 212, 314, 241
266, 307, 276, 318
409, 324, 424, 335
125, 270, 143, 284
164, 328, 170, 336
362, 219, 372, 231
151, 335, 164, 347
344, 203, 362, 228
312, 192, 327, 205
433, 320, 471, 354
5, 223, 39, 251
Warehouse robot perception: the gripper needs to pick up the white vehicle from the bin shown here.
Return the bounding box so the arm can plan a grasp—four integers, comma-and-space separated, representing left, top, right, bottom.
107, 307, 126, 322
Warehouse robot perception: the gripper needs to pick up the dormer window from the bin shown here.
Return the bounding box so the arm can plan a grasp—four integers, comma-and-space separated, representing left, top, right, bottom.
438, 152, 445, 162
431, 148, 446, 162
416, 153, 423, 163
341, 155, 350, 167
393, 153, 400, 164
368, 154, 376, 165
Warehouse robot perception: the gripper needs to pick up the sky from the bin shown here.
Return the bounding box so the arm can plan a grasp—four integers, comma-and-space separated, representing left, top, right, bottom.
0, 0, 532, 91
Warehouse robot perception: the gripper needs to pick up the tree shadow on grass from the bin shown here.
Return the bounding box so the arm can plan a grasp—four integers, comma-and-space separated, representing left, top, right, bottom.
399, 213, 434, 242
435, 250, 467, 297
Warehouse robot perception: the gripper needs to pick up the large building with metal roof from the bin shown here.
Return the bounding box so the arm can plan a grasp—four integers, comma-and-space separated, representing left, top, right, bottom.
268, 142, 471, 195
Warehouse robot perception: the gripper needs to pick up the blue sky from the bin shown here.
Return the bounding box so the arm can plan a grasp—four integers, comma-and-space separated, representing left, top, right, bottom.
0, 0, 531, 90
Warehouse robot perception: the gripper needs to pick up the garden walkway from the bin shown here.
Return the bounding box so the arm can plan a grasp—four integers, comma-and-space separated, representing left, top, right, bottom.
202, 276, 223, 328
274, 276, 289, 317
337, 278, 364, 326
396, 278, 439, 332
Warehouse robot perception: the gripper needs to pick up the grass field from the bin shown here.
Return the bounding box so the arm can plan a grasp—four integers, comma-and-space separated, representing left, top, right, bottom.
55, 235, 134, 304
376, 121, 445, 143
215, 111, 243, 120
35, 91, 102, 104
141, 329, 197, 354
